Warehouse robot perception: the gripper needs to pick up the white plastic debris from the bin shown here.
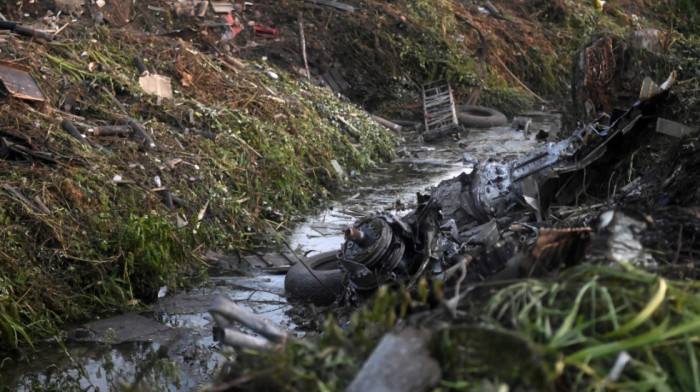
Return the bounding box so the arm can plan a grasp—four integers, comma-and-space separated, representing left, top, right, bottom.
266, 71, 279, 80
153, 175, 162, 188
157, 286, 167, 298
112, 175, 122, 182
606, 351, 631, 382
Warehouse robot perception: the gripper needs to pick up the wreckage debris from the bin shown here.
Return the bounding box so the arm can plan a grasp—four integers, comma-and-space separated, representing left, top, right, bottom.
656, 118, 698, 138
456, 104, 508, 128
303, 0, 355, 13
422, 80, 460, 141
0, 20, 54, 41
285, 73, 681, 306
0, 61, 47, 102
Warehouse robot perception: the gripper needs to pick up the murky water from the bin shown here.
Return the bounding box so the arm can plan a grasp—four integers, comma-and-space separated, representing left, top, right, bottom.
0, 114, 559, 391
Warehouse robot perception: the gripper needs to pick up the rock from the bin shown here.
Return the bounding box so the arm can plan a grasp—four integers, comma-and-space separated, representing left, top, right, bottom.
347, 328, 441, 392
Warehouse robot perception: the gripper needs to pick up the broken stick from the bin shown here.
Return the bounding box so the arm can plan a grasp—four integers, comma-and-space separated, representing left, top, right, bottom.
61, 119, 90, 145
298, 12, 311, 81
210, 296, 290, 344
126, 117, 156, 148
2, 184, 44, 214
493, 55, 548, 104
371, 115, 402, 131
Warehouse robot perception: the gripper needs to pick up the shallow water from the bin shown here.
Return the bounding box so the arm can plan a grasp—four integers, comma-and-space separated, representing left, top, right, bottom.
0, 114, 560, 391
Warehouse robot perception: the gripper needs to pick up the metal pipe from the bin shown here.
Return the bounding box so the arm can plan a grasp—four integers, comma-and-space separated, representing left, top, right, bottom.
345, 227, 369, 246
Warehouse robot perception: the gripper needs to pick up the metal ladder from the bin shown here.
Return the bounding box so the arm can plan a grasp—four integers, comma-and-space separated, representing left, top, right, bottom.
422, 80, 459, 141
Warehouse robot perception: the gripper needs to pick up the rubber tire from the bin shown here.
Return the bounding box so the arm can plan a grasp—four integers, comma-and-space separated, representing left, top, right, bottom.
284, 251, 345, 306
456, 104, 508, 128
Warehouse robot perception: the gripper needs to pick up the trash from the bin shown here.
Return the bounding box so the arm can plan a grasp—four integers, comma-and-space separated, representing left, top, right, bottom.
422, 80, 460, 141
157, 286, 167, 298
266, 71, 279, 79
639, 70, 676, 101
210, 1, 235, 13
511, 116, 532, 132
346, 328, 441, 392
655, 118, 698, 138
55, 0, 84, 12
302, 0, 355, 12
371, 115, 402, 131
138, 74, 173, 99
330, 159, 346, 180
0, 61, 47, 102
595, 210, 650, 264
0, 21, 54, 41
254, 26, 278, 39
606, 351, 632, 382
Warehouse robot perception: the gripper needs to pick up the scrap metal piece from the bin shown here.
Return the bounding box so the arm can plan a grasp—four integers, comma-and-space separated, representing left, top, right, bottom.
422, 80, 460, 141
303, 0, 355, 12
656, 118, 698, 138
0, 61, 46, 101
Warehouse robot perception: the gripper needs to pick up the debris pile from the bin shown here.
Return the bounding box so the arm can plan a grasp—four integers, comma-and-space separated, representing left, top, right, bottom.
215, 76, 700, 390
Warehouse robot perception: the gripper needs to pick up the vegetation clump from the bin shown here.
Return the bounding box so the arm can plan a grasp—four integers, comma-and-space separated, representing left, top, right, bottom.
0, 23, 394, 350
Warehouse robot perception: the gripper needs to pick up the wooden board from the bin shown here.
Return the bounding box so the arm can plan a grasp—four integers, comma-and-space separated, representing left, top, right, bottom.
243, 252, 303, 268
0, 61, 46, 101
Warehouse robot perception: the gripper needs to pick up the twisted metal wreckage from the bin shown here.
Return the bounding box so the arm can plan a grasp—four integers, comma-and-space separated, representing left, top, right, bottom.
209, 75, 683, 350
282, 73, 679, 306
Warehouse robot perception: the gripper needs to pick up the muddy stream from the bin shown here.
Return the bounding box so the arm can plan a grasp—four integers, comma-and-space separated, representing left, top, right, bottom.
1, 113, 559, 391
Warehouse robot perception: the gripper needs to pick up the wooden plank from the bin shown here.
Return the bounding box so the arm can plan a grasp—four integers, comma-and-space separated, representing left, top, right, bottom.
303, 0, 354, 12
243, 252, 305, 268
210, 0, 234, 13
242, 254, 267, 268
262, 252, 297, 267
0, 61, 46, 101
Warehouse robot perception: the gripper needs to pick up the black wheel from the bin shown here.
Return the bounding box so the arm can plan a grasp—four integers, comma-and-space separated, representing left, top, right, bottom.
456, 104, 508, 128
284, 251, 345, 306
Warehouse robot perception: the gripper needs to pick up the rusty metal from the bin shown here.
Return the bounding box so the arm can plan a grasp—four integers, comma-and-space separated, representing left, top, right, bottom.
422, 80, 460, 141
